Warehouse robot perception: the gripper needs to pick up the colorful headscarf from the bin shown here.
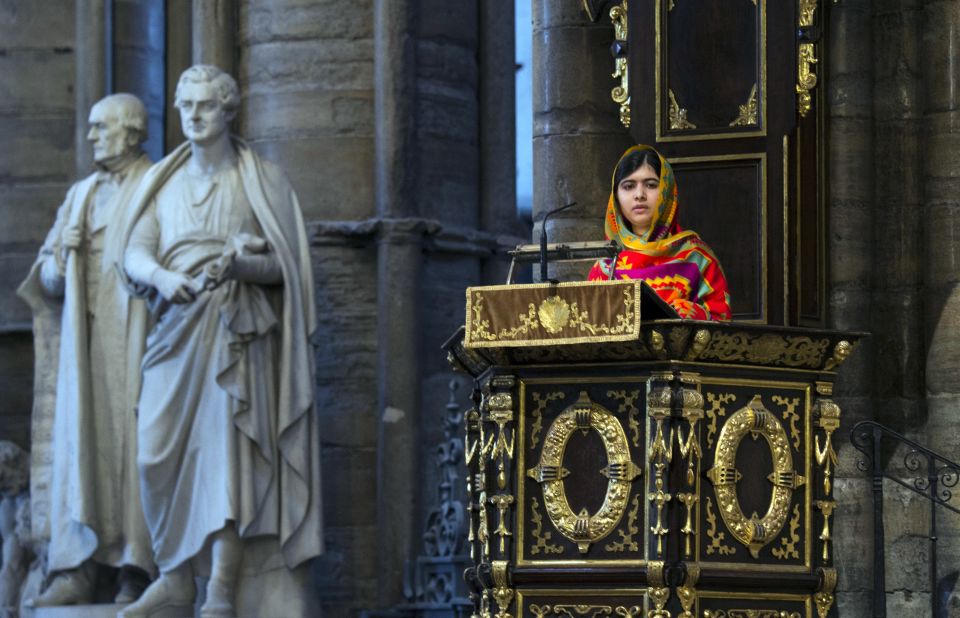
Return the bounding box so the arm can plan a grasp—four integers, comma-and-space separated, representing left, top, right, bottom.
591, 145, 732, 321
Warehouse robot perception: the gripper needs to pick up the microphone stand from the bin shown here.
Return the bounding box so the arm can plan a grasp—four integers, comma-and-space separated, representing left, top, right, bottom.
539, 202, 576, 283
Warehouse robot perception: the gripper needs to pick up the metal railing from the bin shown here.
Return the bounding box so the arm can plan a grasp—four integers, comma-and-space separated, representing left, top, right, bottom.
850, 420, 960, 618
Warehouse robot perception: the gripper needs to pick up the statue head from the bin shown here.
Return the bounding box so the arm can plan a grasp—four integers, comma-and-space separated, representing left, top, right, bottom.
174, 64, 240, 146
0, 441, 28, 497
87, 93, 147, 168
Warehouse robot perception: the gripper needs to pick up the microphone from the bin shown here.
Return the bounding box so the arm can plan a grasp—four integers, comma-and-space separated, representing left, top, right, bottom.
539, 202, 576, 282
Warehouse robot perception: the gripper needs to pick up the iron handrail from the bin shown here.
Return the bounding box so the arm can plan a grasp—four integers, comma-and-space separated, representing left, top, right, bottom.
849, 420, 960, 618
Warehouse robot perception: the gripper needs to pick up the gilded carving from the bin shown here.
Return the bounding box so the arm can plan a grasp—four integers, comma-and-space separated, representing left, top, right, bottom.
491, 559, 514, 618
677, 374, 704, 485
815, 499, 836, 562
649, 329, 666, 357
489, 494, 514, 555
772, 395, 801, 451
647, 381, 673, 557
815, 391, 841, 496
685, 328, 712, 360
704, 496, 736, 556
797, 0, 819, 117
823, 340, 853, 371
486, 383, 516, 490
729, 84, 759, 127
478, 490, 491, 561
707, 396, 804, 558
677, 564, 699, 618
668, 89, 696, 130
531, 391, 566, 450
610, 1, 631, 128
668, 326, 690, 356
771, 503, 802, 560
705, 392, 736, 449
815, 567, 838, 618
527, 392, 640, 553
605, 493, 641, 552
527, 605, 644, 618
677, 492, 698, 558
698, 332, 831, 368
647, 586, 671, 618
703, 609, 800, 618
529, 496, 563, 555
608, 389, 642, 448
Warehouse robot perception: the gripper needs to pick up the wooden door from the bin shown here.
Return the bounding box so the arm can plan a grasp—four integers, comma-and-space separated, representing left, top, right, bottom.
624, 0, 827, 325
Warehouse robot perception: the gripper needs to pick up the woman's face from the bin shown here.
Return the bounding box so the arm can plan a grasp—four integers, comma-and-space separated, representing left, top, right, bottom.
617, 162, 660, 234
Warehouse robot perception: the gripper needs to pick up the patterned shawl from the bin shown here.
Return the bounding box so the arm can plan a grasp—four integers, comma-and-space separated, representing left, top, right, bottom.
589, 145, 732, 321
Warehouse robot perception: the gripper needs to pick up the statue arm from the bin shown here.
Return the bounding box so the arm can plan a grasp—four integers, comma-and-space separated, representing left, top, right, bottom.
123, 205, 162, 286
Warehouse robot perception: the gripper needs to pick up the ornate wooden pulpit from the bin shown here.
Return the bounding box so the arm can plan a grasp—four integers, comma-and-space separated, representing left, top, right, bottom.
446, 280, 862, 618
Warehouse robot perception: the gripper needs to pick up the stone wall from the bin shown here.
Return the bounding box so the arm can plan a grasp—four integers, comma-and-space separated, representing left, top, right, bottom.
0, 1, 76, 448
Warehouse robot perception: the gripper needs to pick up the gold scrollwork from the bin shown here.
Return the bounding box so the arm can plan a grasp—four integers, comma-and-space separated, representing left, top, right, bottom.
529, 496, 563, 555
815, 567, 838, 618
705, 392, 736, 449
797, 0, 819, 117
647, 379, 673, 557
772, 503, 802, 560
823, 340, 853, 371
605, 492, 641, 552
647, 587, 671, 618
530, 606, 642, 618
707, 395, 805, 558
698, 332, 831, 368
816, 499, 836, 562
729, 83, 759, 127
677, 564, 700, 618
608, 389, 642, 447
530, 391, 566, 450
491, 560, 513, 618
703, 609, 800, 618
685, 328, 712, 360
677, 492, 698, 559
772, 395, 802, 451
610, 1, 630, 128
527, 391, 641, 553
705, 496, 736, 556
478, 490, 491, 561
486, 387, 515, 490
814, 388, 841, 496
669, 89, 697, 130
489, 494, 514, 555
677, 374, 704, 486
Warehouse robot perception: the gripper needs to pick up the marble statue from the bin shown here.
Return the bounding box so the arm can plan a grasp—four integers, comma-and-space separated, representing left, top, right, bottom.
117, 65, 322, 618
16, 94, 156, 607
0, 442, 30, 618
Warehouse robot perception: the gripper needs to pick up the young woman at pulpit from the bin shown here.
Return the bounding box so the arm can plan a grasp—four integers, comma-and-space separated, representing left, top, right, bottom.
588, 145, 732, 321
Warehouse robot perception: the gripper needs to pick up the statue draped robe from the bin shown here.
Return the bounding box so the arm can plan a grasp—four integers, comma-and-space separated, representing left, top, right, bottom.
17, 156, 156, 576
121, 141, 322, 573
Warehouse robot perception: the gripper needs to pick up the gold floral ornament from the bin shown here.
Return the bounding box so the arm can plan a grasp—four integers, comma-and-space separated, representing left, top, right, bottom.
538, 296, 571, 333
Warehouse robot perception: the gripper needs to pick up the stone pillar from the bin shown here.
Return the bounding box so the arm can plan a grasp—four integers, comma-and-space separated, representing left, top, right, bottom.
112, 0, 165, 160
374, 0, 420, 606
75, 0, 107, 176
479, 0, 518, 283
871, 3, 929, 615
192, 0, 235, 72
238, 1, 379, 614
826, 1, 875, 616
165, 0, 191, 151
532, 0, 631, 280
922, 0, 960, 611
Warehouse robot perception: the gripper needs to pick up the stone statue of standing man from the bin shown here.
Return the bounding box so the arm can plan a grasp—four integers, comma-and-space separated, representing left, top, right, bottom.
118, 65, 323, 618
17, 93, 156, 606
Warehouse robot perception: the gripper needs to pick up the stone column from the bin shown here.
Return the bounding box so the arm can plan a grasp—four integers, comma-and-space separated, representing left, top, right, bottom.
532, 0, 631, 280
374, 0, 420, 607
75, 0, 107, 176
192, 0, 235, 72
922, 0, 960, 610
479, 0, 518, 283
871, 3, 929, 615
826, 1, 875, 616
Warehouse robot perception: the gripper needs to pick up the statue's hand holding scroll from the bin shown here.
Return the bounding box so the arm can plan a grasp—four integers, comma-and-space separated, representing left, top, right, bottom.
205, 234, 282, 287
